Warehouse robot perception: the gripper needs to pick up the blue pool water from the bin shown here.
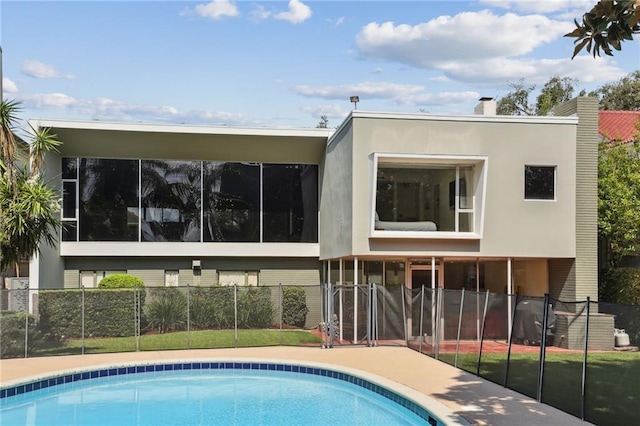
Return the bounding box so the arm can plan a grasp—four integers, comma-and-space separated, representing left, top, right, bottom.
0, 365, 437, 425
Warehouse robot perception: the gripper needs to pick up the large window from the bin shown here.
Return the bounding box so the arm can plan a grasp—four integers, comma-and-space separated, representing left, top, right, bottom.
373, 154, 482, 236
63, 158, 317, 243
263, 164, 318, 242
203, 162, 260, 242
79, 158, 139, 241
525, 166, 555, 200
141, 160, 201, 242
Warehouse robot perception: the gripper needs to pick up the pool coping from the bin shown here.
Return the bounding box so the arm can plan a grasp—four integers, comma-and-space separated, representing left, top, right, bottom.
1, 357, 470, 426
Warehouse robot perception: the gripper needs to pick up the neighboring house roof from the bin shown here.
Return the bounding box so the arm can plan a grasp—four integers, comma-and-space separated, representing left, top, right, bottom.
599, 110, 640, 144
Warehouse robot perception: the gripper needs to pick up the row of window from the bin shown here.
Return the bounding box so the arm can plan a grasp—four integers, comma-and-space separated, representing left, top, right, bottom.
79, 270, 259, 288
62, 158, 318, 243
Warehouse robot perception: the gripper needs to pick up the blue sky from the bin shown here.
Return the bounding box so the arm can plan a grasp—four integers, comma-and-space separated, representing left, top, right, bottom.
2, 0, 639, 129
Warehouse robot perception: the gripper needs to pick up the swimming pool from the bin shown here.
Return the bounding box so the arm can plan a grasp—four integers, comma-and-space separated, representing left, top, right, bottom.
0, 361, 464, 425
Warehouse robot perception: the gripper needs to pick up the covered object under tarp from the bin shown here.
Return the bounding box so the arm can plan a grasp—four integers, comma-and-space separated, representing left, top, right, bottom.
513, 299, 556, 345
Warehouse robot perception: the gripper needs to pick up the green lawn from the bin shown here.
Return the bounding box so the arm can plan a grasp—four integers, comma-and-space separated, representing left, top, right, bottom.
34, 329, 323, 357
450, 351, 640, 426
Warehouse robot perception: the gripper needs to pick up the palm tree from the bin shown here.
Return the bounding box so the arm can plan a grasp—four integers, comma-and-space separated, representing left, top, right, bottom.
0, 99, 62, 275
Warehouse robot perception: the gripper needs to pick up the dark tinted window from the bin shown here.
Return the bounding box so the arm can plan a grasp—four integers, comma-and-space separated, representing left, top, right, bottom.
62, 157, 77, 179
203, 162, 260, 242
141, 160, 201, 242
79, 158, 139, 241
525, 166, 555, 200
62, 181, 76, 219
62, 222, 77, 242
263, 164, 318, 242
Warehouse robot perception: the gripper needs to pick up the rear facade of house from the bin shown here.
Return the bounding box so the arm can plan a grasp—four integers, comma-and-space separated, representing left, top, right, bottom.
27, 98, 599, 311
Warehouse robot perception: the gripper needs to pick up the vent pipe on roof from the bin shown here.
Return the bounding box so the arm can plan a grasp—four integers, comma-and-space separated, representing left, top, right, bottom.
474, 97, 497, 116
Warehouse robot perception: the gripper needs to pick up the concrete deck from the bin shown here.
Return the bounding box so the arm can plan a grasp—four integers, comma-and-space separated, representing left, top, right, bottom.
0, 346, 588, 425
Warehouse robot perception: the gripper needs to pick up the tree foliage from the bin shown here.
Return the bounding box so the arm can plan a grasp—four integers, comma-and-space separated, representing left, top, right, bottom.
598, 139, 640, 268
497, 76, 578, 116
566, 0, 639, 58
595, 70, 640, 110
316, 115, 329, 128
0, 100, 62, 274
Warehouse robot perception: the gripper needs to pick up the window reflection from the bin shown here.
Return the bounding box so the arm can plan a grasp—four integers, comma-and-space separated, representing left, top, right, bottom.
263, 164, 318, 242
79, 158, 139, 241
203, 162, 260, 242
141, 160, 201, 242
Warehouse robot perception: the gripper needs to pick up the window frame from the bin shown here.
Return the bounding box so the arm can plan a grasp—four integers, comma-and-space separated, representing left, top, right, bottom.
370, 153, 488, 240
524, 165, 557, 201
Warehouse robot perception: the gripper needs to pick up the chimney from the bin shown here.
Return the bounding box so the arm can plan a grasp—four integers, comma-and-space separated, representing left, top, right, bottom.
474, 97, 496, 116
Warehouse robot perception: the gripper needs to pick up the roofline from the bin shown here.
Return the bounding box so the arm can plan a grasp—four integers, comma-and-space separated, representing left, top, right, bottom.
27, 119, 335, 139
328, 110, 579, 146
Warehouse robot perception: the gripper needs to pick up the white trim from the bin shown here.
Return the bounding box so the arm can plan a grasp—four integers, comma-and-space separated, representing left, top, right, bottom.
60, 242, 319, 257
29, 119, 334, 139
350, 110, 579, 125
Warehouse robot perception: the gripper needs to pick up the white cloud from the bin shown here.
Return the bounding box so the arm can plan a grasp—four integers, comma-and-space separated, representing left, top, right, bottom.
3, 77, 19, 93
356, 11, 570, 68
20, 92, 258, 126
371, 67, 383, 75
327, 16, 345, 27
295, 81, 480, 107
480, 0, 593, 14
300, 103, 349, 120
251, 5, 271, 21
441, 56, 625, 84
195, 0, 239, 20
21, 60, 75, 79
274, 0, 312, 24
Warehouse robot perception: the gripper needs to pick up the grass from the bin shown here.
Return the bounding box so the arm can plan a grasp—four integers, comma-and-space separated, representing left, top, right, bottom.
448, 351, 640, 426
33, 329, 323, 357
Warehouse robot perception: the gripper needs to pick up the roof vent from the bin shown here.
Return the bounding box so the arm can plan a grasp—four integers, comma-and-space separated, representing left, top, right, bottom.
474, 97, 496, 116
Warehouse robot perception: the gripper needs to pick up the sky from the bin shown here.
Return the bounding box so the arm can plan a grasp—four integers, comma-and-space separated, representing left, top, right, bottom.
1, 0, 639, 129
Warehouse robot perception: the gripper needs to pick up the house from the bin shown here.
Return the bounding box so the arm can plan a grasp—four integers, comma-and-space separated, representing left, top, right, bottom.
599, 110, 640, 145
28, 97, 599, 310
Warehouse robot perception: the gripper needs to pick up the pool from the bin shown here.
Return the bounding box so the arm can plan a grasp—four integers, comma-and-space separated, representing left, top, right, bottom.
1, 361, 466, 425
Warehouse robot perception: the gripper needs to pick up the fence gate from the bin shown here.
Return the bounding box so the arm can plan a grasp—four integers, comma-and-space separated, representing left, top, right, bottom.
323, 283, 375, 347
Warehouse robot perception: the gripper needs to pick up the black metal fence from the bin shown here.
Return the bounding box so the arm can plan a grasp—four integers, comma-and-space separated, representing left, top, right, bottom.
2, 284, 638, 425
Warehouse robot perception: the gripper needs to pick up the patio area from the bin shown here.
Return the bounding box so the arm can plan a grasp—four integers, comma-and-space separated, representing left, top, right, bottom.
0, 346, 588, 425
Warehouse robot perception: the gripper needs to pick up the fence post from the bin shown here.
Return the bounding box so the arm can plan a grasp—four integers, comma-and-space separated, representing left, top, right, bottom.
454, 288, 465, 368
186, 284, 191, 350
233, 285, 238, 348
24, 288, 29, 358
504, 293, 519, 387
477, 290, 490, 376
419, 285, 425, 354
435, 288, 443, 360
581, 297, 591, 421
536, 293, 550, 402
401, 285, 408, 345
81, 285, 85, 356
279, 283, 283, 346
366, 282, 372, 347
135, 288, 140, 352
372, 284, 378, 347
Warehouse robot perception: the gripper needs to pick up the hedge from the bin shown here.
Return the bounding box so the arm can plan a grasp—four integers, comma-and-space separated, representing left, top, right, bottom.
282, 286, 309, 328
0, 311, 45, 358
38, 289, 144, 339
98, 274, 144, 288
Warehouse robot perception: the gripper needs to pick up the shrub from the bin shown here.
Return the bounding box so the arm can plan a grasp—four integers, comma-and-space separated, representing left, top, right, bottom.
282, 286, 309, 328
144, 288, 187, 333
38, 289, 142, 338
236, 287, 274, 329
600, 267, 640, 304
189, 286, 235, 330
0, 311, 45, 358
98, 274, 144, 288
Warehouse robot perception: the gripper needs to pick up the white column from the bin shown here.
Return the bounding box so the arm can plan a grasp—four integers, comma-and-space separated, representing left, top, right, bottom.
353, 257, 358, 344
507, 258, 513, 342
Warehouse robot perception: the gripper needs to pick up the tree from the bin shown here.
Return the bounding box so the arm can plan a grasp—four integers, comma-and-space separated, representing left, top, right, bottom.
0, 100, 62, 275
497, 76, 578, 116
595, 70, 640, 110
316, 115, 329, 128
598, 138, 640, 269
566, 0, 639, 58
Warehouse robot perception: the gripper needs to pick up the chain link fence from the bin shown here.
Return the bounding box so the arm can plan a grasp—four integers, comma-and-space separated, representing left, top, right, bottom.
2, 283, 638, 424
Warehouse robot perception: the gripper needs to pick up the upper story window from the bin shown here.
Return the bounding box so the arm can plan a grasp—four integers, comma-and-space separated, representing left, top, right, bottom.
62, 158, 318, 243
525, 166, 556, 200
371, 153, 487, 239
